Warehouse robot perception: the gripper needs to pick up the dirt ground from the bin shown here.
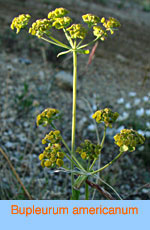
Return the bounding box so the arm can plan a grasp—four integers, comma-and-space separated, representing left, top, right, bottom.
0, 0, 150, 200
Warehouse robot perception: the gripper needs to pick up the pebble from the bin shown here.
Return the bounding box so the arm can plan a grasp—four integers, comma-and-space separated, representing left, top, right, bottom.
145, 109, 150, 116
116, 54, 128, 63
87, 124, 95, 131
125, 102, 131, 109
136, 108, 144, 117
117, 98, 124, 104
18, 58, 32, 65
134, 98, 141, 106
142, 188, 149, 194
143, 96, 149, 102
78, 117, 88, 132
55, 71, 73, 90
5, 142, 16, 149
129, 92, 136, 97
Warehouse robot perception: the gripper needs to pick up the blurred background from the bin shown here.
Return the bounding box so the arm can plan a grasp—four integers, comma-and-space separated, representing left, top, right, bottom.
0, 0, 150, 200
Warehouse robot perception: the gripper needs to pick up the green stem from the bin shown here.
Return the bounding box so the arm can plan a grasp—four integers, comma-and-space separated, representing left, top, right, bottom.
62, 151, 79, 169
41, 37, 70, 49
78, 37, 99, 49
89, 158, 98, 171
48, 35, 71, 49
71, 43, 78, 197
61, 137, 85, 172
85, 182, 89, 200
63, 28, 74, 48
92, 125, 106, 199
91, 151, 124, 175
101, 125, 107, 148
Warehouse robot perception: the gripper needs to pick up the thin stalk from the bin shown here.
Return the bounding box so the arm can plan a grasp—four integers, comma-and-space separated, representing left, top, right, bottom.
63, 28, 74, 48
91, 151, 124, 175
92, 125, 107, 199
41, 37, 70, 49
82, 98, 100, 145
94, 176, 123, 200
78, 37, 99, 49
62, 151, 79, 169
48, 35, 71, 49
0, 147, 32, 200
85, 182, 89, 200
89, 158, 97, 171
61, 137, 85, 172
101, 125, 107, 148
71, 42, 78, 196
85, 159, 90, 200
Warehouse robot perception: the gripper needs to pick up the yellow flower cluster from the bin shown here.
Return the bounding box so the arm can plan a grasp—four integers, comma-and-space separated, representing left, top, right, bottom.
67, 24, 87, 40
36, 108, 59, 126
48, 8, 69, 19
29, 19, 52, 38
114, 129, 145, 152
101, 17, 121, 34
82, 13, 100, 28
93, 26, 107, 41
76, 140, 101, 160
39, 143, 64, 168
42, 130, 61, 144
52, 17, 72, 29
47, 8, 71, 30
92, 108, 119, 128
10, 14, 31, 34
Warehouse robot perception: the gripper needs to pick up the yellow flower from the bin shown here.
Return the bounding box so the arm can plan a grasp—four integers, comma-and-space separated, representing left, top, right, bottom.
39, 153, 44, 161
67, 24, 87, 40
82, 14, 100, 27
44, 160, 52, 167
81, 152, 87, 160
92, 108, 119, 128
48, 8, 69, 19
102, 17, 121, 34
76, 140, 101, 160
10, 14, 31, 33
93, 26, 107, 41
57, 152, 64, 158
114, 129, 145, 152
29, 19, 52, 38
56, 159, 64, 167
36, 108, 59, 126
52, 17, 72, 29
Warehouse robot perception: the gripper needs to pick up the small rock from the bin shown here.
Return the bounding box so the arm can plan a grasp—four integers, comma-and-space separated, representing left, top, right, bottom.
125, 102, 131, 109
80, 187, 85, 193
136, 108, 144, 117
117, 98, 124, 104
18, 58, 32, 65
146, 122, 150, 128
142, 188, 149, 194
77, 100, 87, 111
134, 98, 141, 106
137, 130, 145, 136
138, 146, 144, 151
116, 54, 128, 63
129, 92, 136, 97
143, 96, 149, 102
18, 133, 27, 143
145, 131, 150, 137
78, 117, 88, 132
5, 142, 16, 149
145, 109, 150, 116
55, 71, 74, 90
23, 122, 29, 128
87, 124, 95, 131
38, 70, 45, 80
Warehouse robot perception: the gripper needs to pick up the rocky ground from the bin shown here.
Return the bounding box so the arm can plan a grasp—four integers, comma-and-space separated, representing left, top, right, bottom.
0, 0, 150, 200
